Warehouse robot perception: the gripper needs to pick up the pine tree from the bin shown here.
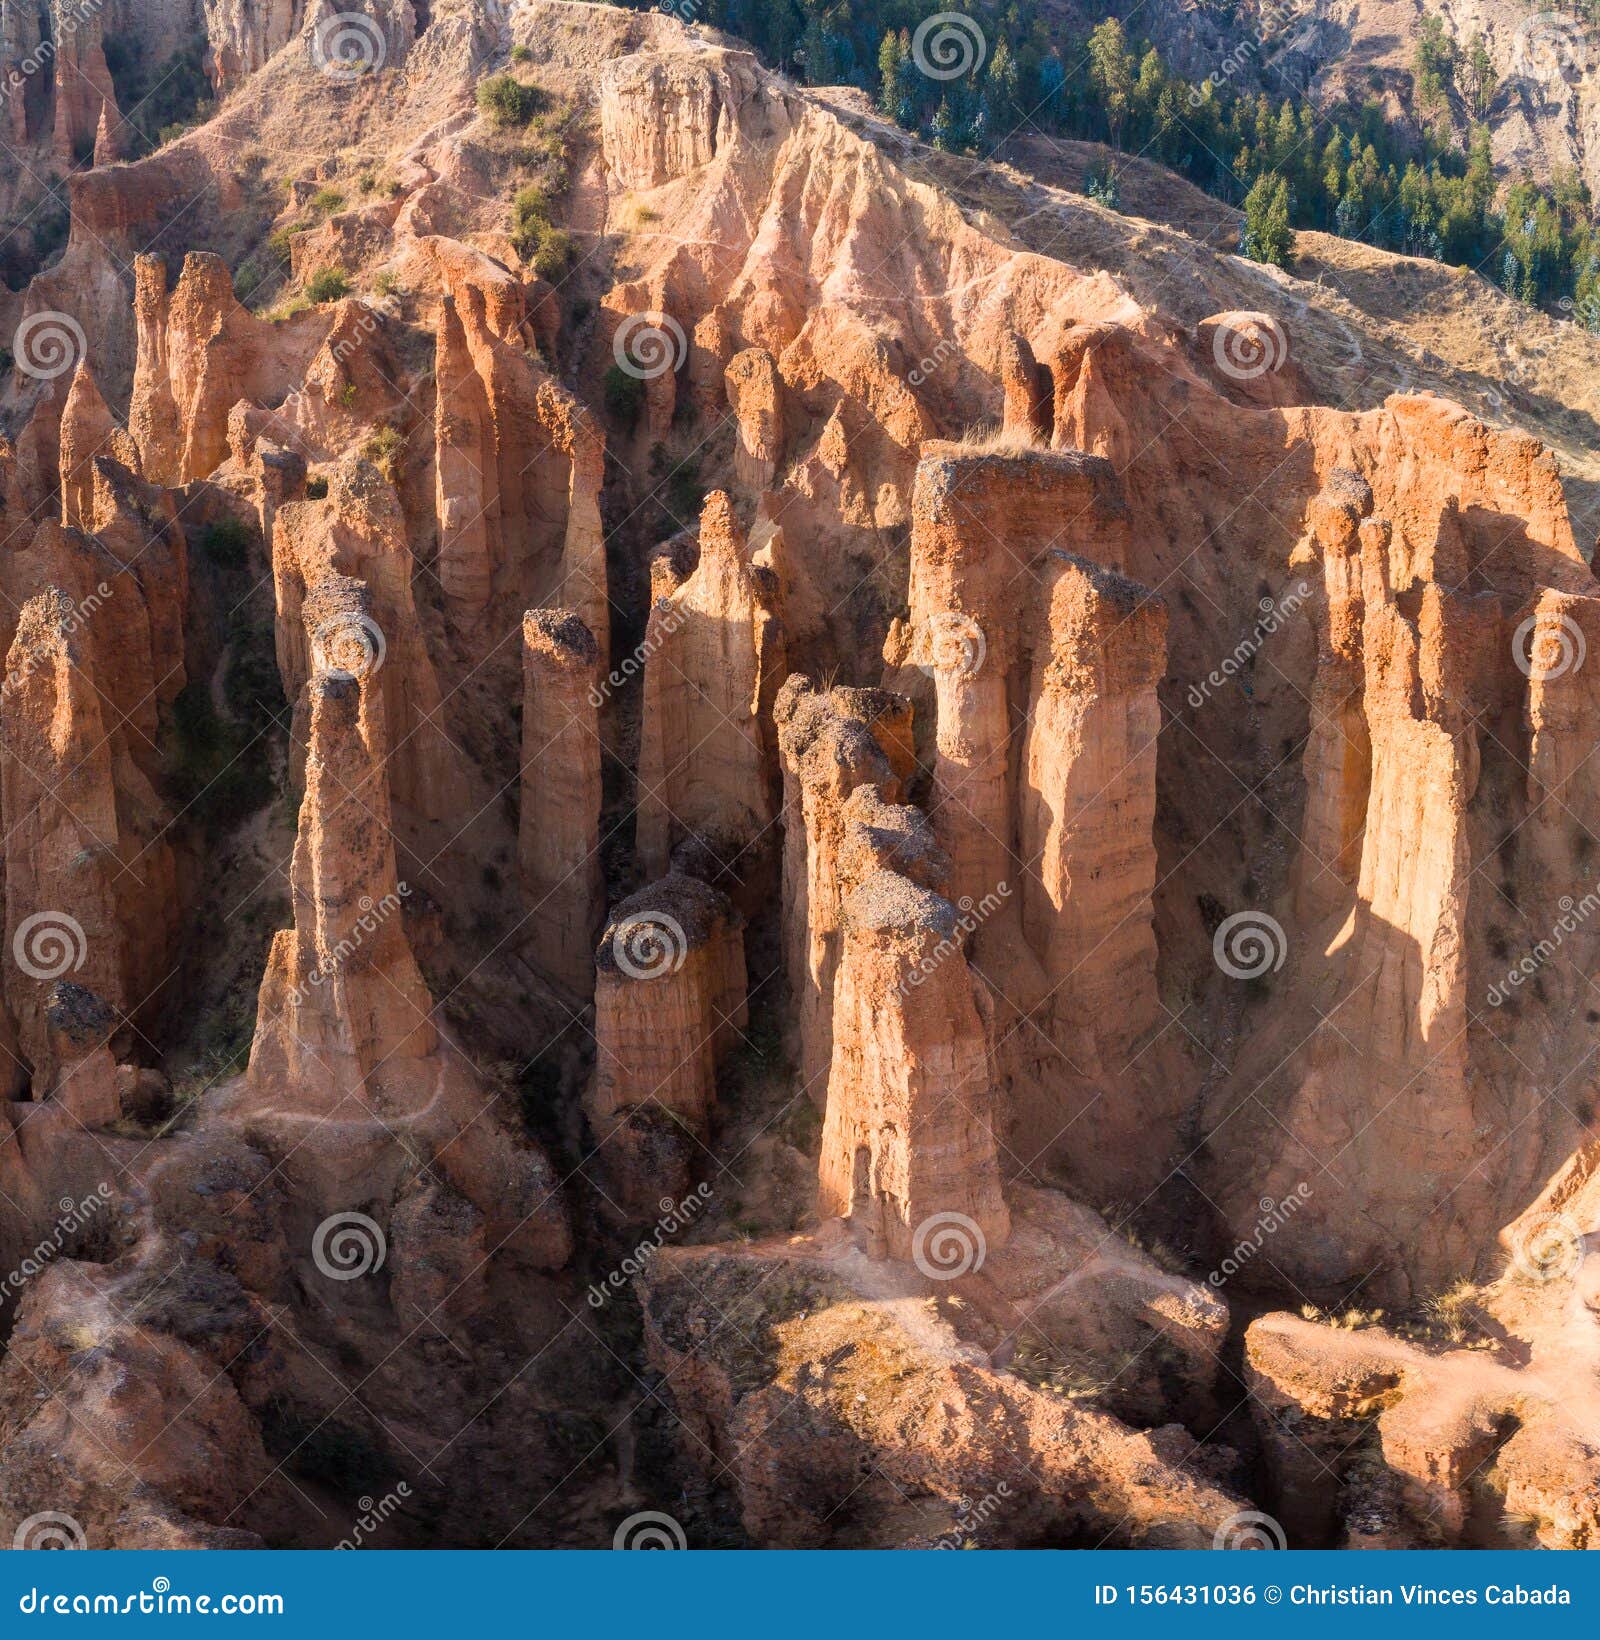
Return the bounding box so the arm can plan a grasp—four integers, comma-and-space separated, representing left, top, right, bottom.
983, 37, 1020, 142
1241, 171, 1294, 267
878, 30, 903, 118
1086, 17, 1135, 147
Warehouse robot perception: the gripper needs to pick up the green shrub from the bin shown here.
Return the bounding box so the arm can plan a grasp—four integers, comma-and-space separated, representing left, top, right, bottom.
510, 43, 533, 62
306, 475, 330, 500
476, 73, 545, 127
603, 363, 645, 428
363, 424, 404, 481
309, 187, 346, 216
509, 183, 551, 261
304, 266, 351, 303
200, 517, 254, 571
531, 227, 573, 279
666, 457, 704, 520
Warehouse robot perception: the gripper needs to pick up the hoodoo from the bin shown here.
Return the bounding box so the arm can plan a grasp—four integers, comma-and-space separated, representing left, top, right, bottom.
0, 0, 1595, 1561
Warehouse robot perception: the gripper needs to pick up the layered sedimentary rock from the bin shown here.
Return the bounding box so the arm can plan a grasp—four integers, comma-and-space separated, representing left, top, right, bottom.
271, 451, 459, 826
636, 492, 783, 882
130, 253, 323, 486
894, 444, 1131, 923
997, 331, 1050, 444
0, 462, 188, 1099
1245, 1292, 1600, 1549
248, 667, 437, 1109
1019, 553, 1166, 1067
429, 274, 608, 639
818, 812, 1008, 1262
6, 0, 1600, 1550
57, 362, 137, 527
773, 676, 914, 1101
1294, 470, 1373, 921
888, 444, 1166, 1174
48, 9, 117, 170
520, 609, 602, 1002
587, 873, 746, 1214
724, 347, 784, 492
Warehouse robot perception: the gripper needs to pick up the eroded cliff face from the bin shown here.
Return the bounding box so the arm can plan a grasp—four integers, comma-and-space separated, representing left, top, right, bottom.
0, 0, 1595, 1552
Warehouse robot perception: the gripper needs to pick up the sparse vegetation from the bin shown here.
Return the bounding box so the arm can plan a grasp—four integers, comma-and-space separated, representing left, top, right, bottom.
305, 266, 352, 303
103, 38, 213, 157
1083, 160, 1120, 210
531, 227, 573, 279
199, 517, 254, 571
715, 0, 1600, 322
476, 72, 547, 128
1410, 1280, 1490, 1346
603, 361, 646, 428
363, 424, 405, 481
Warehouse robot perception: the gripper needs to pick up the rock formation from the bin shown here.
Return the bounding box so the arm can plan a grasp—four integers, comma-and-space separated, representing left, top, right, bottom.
520, 608, 602, 1002
817, 786, 1008, 1261
635, 491, 783, 884
773, 675, 914, 1101
724, 347, 784, 492
587, 873, 746, 1215
0, 0, 1596, 1554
